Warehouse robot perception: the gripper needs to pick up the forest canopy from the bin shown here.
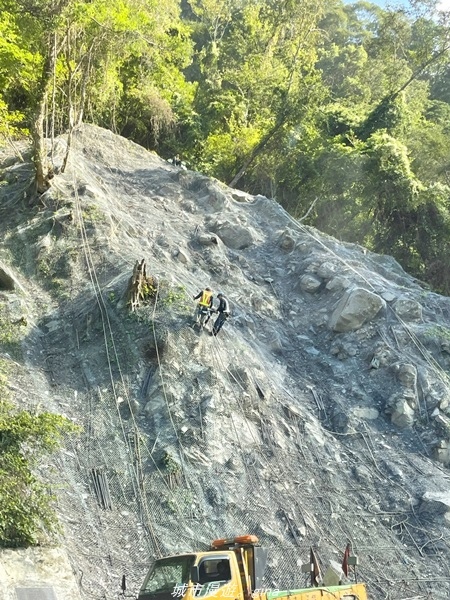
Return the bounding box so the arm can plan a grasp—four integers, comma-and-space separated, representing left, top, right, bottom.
2, 0, 450, 292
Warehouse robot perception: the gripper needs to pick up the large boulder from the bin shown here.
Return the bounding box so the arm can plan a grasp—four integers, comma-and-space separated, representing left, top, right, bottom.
393, 296, 422, 321
390, 397, 416, 429
353, 406, 379, 420
420, 490, 450, 517
393, 362, 417, 389
196, 232, 220, 246
277, 229, 296, 252
329, 287, 385, 332
434, 412, 450, 437
178, 172, 231, 212
326, 276, 351, 292
317, 261, 340, 280
299, 274, 321, 293
211, 218, 255, 249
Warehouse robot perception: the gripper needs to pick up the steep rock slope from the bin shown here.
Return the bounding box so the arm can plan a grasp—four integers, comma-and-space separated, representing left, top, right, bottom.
1, 125, 450, 599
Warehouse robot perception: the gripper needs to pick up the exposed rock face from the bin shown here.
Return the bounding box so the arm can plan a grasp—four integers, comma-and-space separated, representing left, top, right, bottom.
384, 363, 419, 428
3, 125, 450, 600
370, 343, 394, 369
325, 276, 350, 292
393, 296, 423, 321
434, 439, 450, 465
196, 183, 230, 213
420, 491, 450, 517
0, 264, 18, 291
329, 287, 385, 332
197, 232, 220, 246
394, 363, 418, 389
299, 274, 321, 293
316, 261, 340, 280
0, 547, 82, 600
352, 406, 379, 420
390, 396, 416, 428
277, 229, 296, 251
209, 217, 255, 249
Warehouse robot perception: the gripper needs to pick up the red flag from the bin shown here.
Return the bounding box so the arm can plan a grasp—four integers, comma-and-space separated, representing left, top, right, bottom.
310, 548, 321, 587
341, 543, 351, 577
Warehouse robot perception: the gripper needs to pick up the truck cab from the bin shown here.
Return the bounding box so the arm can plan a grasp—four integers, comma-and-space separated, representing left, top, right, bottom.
137, 536, 367, 600
138, 536, 266, 600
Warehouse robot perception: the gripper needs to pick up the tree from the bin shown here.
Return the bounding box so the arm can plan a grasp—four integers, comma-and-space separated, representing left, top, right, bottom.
184, 0, 326, 186
0, 363, 77, 547
0, 0, 192, 189
363, 131, 423, 256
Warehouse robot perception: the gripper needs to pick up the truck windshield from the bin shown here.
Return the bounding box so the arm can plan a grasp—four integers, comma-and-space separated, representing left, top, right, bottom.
141, 555, 195, 595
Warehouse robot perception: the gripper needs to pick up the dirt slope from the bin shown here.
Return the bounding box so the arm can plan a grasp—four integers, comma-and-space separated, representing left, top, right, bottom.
1, 124, 450, 599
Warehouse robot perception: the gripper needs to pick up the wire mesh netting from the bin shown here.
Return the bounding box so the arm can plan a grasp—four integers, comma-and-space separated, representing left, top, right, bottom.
7, 124, 450, 600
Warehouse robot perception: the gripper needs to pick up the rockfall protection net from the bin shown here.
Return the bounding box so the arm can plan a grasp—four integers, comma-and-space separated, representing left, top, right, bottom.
36, 127, 450, 600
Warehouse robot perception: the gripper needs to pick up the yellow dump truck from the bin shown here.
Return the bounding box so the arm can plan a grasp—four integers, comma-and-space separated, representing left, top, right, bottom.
136, 535, 368, 600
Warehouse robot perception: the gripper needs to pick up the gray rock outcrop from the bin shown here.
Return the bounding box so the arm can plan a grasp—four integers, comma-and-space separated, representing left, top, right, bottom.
393, 296, 423, 321
329, 287, 385, 332
210, 218, 255, 249
3, 124, 450, 600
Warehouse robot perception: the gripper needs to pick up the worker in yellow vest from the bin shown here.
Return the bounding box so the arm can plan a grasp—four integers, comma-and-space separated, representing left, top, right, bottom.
193, 287, 214, 328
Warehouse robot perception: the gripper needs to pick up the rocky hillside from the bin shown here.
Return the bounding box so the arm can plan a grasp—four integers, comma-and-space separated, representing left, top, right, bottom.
1, 125, 450, 600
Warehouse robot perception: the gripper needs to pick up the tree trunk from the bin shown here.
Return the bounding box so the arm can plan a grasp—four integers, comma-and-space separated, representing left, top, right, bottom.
126, 259, 157, 311
31, 36, 57, 194
32, 94, 52, 194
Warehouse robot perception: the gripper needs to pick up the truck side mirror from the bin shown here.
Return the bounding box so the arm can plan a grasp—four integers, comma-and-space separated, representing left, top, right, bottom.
190, 566, 200, 583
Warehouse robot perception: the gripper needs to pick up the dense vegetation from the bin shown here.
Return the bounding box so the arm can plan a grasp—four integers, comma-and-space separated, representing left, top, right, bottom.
2, 0, 450, 292
0, 359, 77, 547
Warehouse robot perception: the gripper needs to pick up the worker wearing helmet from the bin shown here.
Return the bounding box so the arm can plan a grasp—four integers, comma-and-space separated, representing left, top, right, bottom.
193, 287, 214, 326
212, 292, 230, 336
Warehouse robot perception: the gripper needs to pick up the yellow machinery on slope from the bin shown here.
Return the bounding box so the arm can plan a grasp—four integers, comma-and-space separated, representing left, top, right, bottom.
135, 535, 368, 600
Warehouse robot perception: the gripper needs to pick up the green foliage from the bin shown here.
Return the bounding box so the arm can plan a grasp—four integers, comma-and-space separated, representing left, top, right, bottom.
118, 85, 176, 148
82, 0, 193, 148
0, 319, 78, 547
0, 398, 78, 547
323, 103, 362, 137
2, 0, 450, 292
196, 126, 261, 181
165, 487, 193, 514
0, 98, 27, 139
413, 184, 450, 293
160, 283, 189, 311
162, 450, 181, 474
357, 95, 405, 140
185, 0, 326, 183
0, 0, 193, 157
365, 131, 422, 202
82, 204, 103, 224
0, 6, 41, 107
142, 277, 157, 301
